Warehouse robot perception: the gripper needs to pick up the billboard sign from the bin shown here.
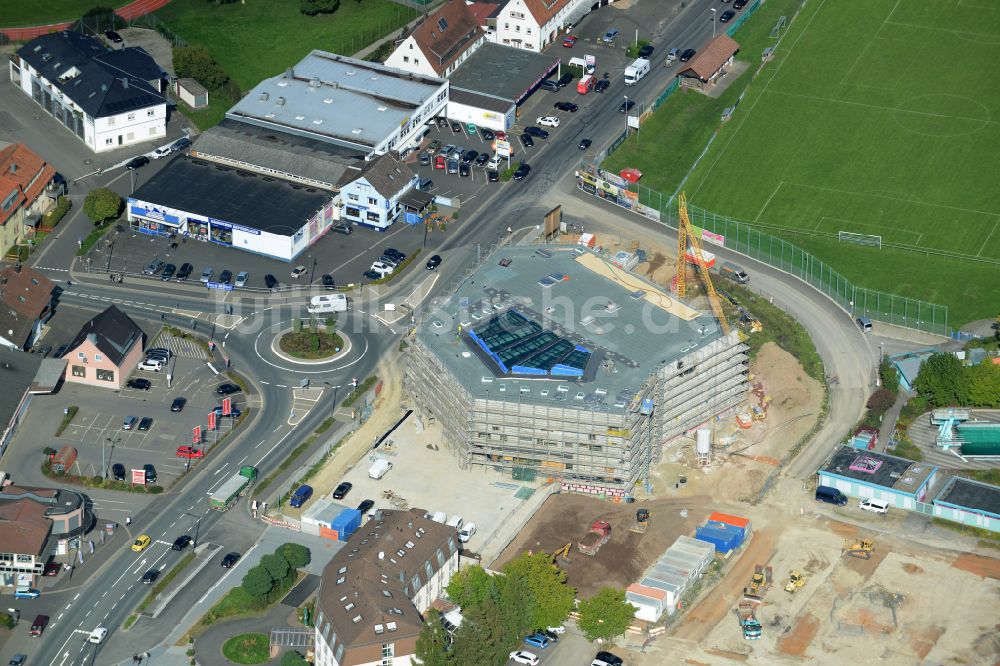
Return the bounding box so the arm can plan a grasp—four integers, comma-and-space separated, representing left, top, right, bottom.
222, 398, 231, 416
193, 425, 202, 444
131, 469, 145, 485
208, 411, 217, 431
494, 140, 512, 158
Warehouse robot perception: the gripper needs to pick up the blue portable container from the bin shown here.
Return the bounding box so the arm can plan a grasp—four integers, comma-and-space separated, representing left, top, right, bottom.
331, 508, 363, 541
694, 523, 744, 553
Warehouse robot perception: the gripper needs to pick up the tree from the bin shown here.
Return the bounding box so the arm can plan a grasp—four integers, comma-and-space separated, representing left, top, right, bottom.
414, 609, 453, 666
446, 565, 498, 610
913, 352, 969, 407
501, 551, 576, 630
498, 574, 534, 645
280, 651, 309, 666
278, 542, 311, 569
241, 565, 274, 600
866, 387, 897, 416
576, 587, 635, 642
966, 361, 1000, 407
172, 45, 228, 90
83, 187, 121, 225
878, 358, 899, 391
260, 553, 290, 583
453, 595, 509, 666
300, 0, 340, 16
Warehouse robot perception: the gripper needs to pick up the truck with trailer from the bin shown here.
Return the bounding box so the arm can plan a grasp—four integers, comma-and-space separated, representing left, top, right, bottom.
578, 519, 612, 556
738, 602, 762, 639
718, 261, 750, 284
624, 58, 650, 86
210, 465, 257, 511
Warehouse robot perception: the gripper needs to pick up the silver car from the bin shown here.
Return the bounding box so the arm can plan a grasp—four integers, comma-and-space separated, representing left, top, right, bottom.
235, 271, 249, 287
200, 267, 214, 283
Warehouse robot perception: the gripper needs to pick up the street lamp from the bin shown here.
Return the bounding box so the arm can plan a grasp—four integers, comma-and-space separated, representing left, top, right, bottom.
711, 8, 717, 38
103, 436, 120, 479
324, 382, 341, 422
624, 95, 629, 139
184, 512, 202, 547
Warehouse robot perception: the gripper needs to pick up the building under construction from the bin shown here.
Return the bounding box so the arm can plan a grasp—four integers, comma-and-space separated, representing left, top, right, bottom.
404, 246, 749, 496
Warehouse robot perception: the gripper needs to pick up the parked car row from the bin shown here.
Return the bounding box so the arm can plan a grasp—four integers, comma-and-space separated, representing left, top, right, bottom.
364, 247, 407, 280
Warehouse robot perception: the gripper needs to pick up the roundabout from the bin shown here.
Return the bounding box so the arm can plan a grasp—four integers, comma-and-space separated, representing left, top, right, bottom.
250, 312, 377, 375
270, 323, 352, 365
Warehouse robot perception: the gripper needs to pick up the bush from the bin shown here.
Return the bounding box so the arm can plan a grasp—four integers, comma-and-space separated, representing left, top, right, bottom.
500, 164, 518, 182
42, 196, 71, 229
55, 406, 79, 436
173, 45, 229, 91
866, 387, 897, 417
300, 0, 340, 16
281, 650, 309, 666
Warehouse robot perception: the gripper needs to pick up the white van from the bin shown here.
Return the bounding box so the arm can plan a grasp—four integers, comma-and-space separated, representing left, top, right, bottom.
446, 515, 464, 531
368, 458, 393, 480
430, 511, 447, 524
859, 498, 889, 514
307, 294, 348, 314
856, 316, 873, 332
88, 627, 108, 644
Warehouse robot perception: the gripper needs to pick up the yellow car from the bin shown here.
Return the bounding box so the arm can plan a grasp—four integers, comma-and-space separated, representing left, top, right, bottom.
131, 535, 151, 552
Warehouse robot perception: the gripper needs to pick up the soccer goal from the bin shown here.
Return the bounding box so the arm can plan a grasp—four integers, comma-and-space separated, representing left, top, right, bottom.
838, 231, 882, 249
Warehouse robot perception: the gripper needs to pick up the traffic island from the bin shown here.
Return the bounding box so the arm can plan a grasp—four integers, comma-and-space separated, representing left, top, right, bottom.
269, 322, 352, 365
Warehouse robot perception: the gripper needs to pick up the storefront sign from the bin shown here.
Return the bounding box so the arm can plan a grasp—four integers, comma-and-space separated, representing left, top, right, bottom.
206, 282, 234, 291
208, 217, 262, 235
129, 205, 181, 225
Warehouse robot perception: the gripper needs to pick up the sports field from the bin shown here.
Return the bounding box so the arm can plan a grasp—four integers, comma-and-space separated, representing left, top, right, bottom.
683, 0, 1000, 324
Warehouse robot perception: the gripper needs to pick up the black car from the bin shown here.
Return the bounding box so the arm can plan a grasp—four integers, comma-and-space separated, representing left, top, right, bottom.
436, 117, 449, 129
171, 137, 192, 152
171, 397, 186, 412
176, 263, 194, 280
487, 169, 499, 182
362, 270, 381, 280
384, 248, 407, 262
112, 463, 126, 481
556, 72, 574, 87
356, 499, 375, 513
474, 152, 490, 167
554, 101, 579, 112
218, 269, 232, 284
332, 482, 353, 500
331, 223, 353, 235
595, 651, 623, 666
680, 48, 696, 62
619, 99, 636, 113
161, 263, 176, 280
104, 30, 123, 43
540, 629, 559, 643
426, 255, 442, 270
171, 535, 192, 551
459, 162, 471, 177
264, 274, 279, 290
141, 570, 159, 585
480, 129, 495, 141
212, 405, 243, 419
450, 121, 462, 133
579, 138, 593, 150
734, 0, 747, 8
513, 164, 531, 181
221, 552, 241, 568
322, 274, 336, 289
461, 150, 478, 164
719, 10, 735, 22
217, 383, 241, 396
127, 378, 151, 390
138, 417, 153, 432
125, 156, 149, 170
638, 44, 654, 58
524, 126, 549, 139
520, 133, 534, 148
595, 79, 611, 93
143, 464, 157, 484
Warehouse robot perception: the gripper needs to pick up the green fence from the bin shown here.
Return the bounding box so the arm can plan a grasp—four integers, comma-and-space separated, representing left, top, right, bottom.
726, 0, 763, 36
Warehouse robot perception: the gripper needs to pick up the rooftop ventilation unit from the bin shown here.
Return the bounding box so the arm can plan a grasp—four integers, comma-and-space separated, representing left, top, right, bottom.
276, 96, 286, 106
259, 92, 269, 101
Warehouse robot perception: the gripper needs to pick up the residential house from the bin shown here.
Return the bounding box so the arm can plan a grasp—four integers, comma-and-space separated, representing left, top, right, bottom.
0, 345, 43, 456
62, 305, 144, 390
385, 0, 486, 78
0, 264, 56, 351
494, 0, 589, 51
0, 484, 93, 588
9, 31, 168, 153
338, 154, 416, 231
0, 143, 58, 259
313, 508, 459, 666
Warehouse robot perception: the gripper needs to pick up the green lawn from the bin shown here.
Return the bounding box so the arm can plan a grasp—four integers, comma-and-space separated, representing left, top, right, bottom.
603, 0, 1000, 326
0, 0, 125, 26
154, 0, 420, 91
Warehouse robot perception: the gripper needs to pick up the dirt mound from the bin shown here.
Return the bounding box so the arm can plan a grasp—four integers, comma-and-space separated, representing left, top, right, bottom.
952, 552, 1000, 579
902, 562, 924, 574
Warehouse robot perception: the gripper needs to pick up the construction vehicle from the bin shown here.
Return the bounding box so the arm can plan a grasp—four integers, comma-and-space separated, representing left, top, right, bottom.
578, 519, 612, 556
844, 538, 875, 559
209, 465, 257, 511
630, 509, 650, 534
551, 543, 572, 565
737, 601, 762, 640
675, 192, 730, 335
743, 564, 772, 602
784, 571, 806, 593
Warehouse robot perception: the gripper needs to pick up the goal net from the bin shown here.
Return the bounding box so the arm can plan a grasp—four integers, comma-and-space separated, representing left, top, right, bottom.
838, 231, 882, 249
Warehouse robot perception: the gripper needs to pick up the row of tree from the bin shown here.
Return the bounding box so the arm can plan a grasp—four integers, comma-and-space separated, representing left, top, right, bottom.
415, 552, 635, 666
912, 353, 1000, 408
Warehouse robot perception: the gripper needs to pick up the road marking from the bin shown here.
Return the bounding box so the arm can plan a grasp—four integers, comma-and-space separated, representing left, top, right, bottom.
260, 380, 270, 385
257, 429, 295, 466
276, 384, 287, 388
73, 593, 80, 601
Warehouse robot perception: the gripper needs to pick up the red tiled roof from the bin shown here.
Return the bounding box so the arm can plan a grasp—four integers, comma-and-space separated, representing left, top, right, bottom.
520, 0, 573, 26
468, 2, 499, 26
0, 494, 52, 556
410, 0, 484, 76
0, 143, 56, 226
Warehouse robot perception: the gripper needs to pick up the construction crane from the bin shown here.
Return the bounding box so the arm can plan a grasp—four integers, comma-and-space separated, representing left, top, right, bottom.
675, 192, 731, 335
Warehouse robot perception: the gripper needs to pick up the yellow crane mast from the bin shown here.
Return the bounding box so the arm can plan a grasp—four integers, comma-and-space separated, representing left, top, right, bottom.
676, 192, 730, 335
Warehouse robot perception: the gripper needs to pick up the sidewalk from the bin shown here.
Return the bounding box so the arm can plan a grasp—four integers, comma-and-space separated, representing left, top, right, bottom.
876, 390, 907, 453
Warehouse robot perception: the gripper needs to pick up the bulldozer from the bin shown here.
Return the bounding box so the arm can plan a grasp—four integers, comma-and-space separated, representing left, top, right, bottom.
843, 538, 875, 560
630, 508, 650, 534
743, 565, 771, 602
784, 571, 806, 593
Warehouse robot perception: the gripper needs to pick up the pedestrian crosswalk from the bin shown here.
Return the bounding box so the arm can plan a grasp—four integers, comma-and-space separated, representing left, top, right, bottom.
154, 333, 207, 360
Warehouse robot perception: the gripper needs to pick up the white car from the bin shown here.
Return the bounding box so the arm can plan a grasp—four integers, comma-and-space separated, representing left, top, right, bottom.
88, 627, 108, 644
370, 261, 395, 276
137, 360, 163, 372
536, 115, 560, 128
151, 146, 172, 159
509, 651, 539, 666
458, 522, 477, 542
546, 625, 565, 634
235, 271, 249, 287
290, 265, 308, 279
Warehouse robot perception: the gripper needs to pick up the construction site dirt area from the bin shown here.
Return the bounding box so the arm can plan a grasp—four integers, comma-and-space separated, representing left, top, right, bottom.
491, 492, 710, 597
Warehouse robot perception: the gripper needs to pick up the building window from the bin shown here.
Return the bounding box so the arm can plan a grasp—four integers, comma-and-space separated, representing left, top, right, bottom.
94, 354, 102, 361
72, 365, 86, 378
147, 109, 155, 117
345, 206, 361, 218
368, 197, 378, 205
504, 23, 509, 29
414, 59, 419, 66
128, 113, 135, 120
366, 211, 380, 222
511, 11, 525, 19
105, 138, 113, 145
382, 644, 394, 658
96, 369, 114, 382
347, 193, 358, 201
403, 56, 409, 63
527, 28, 532, 34
515, 25, 520, 32
108, 117, 116, 126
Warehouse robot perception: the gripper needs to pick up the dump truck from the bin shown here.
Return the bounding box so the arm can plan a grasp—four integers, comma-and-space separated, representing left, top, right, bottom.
210, 465, 257, 511
738, 602, 762, 640
718, 261, 750, 284
578, 519, 612, 556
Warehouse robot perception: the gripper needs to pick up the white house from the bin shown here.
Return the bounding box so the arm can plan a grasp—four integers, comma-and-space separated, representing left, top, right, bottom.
494, 0, 591, 51
385, 0, 485, 78
9, 31, 168, 154
338, 154, 416, 231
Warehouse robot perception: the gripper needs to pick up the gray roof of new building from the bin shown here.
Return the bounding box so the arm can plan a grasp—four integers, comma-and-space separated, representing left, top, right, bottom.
415, 246, 722, 404
16, 31, 166, 119
228, 50, 445, 152
131, 156, 332, 235
0, 346, 42, 431
448, 43, 559, 103
934, 477, 1000, 518
192, 119, 365, 189
821, 446, 936, 494
450, 87, 514, 113
65, 305, 142, 367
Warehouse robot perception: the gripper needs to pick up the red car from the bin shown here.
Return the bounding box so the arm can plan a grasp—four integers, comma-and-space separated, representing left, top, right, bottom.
563, 35, 577, 47
434, 154, 446, 170
495, 130, 507, 141
176, 445, 204, 459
